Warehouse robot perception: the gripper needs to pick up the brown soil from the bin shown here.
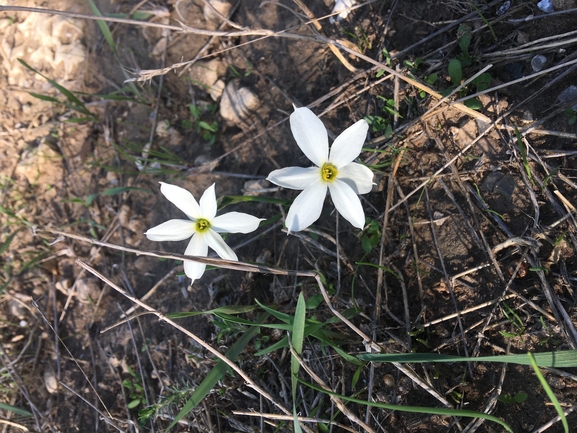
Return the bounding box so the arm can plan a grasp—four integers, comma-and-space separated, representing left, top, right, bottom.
1, 0, 576, 432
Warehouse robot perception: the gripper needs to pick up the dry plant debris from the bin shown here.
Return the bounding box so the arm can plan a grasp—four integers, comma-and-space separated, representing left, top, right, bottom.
0, 0, 577, 432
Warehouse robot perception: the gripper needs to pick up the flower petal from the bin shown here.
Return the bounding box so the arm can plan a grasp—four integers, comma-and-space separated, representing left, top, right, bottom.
199, 183, 217, 219
212, 212, 263, 233
328, 180, 366, 229
145, 219, 195, 241
328, 119, 368, 168
285, 183, 327, 232
338, 162, 374, 194
160, 182, 201, 220
267, 166, 320, 190
290, 107, 329, 167
183, 233, 208, 283
205, 229, 238, 261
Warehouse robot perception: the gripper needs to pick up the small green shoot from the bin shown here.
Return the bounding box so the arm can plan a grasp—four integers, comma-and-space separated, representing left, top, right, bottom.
186, 103, 219, 145
498, 391, 528, 404
514, 126, 535, 186
123, 365, 146, 410
499, 302, 526, 340
360, 218, 381, 253
563, 107, 577, 126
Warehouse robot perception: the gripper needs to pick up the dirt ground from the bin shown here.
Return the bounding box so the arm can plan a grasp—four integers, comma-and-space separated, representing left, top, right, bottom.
1, 0, 577, 432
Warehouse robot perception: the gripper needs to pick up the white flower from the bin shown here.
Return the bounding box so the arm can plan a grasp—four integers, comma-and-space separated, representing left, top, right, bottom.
145, 183, 263, 284
267, 106, 373, 232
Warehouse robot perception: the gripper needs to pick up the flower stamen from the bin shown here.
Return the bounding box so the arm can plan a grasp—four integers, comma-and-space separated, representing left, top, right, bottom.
195, 218, 211, 233
321, 163, 338, 182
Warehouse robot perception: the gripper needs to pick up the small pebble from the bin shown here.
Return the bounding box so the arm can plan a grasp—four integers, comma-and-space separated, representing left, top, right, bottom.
383, 374, 395, 387
531, 55, 546, 72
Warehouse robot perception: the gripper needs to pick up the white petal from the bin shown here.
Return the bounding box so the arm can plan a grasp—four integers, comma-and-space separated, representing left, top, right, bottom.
328, 180, 366, 229
285, 183, 327, 232
145, 219, 195, 241
212, 212, 263, 233
160, 182, 201, 220
328, 119, 368, 168
290, 107, 329, 167
338, 162, 374, 194
199, 183, 217, 219
183, 234, 208, 283
267, 166, 320, 190
205, 229, 238, 261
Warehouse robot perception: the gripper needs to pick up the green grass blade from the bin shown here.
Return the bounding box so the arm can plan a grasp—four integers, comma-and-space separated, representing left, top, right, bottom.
0, 403, 33, 417
17, 59, 93, 117
527, 352, 568, 433
167, 304, 259, 319
167, 313, 268, 430
298, 378, 513, 433
291, 292, 306, 432
88, 0, 118, 56
358, 350, 577, 367
0, 230, 20, 255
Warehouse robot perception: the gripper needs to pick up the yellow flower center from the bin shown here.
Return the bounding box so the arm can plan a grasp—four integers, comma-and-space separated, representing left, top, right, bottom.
321, 163, 338, 182
195, 218, 211, 233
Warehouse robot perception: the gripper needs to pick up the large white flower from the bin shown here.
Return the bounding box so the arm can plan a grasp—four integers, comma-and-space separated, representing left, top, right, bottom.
145, 183, 263, 284
267, 106, 373, 232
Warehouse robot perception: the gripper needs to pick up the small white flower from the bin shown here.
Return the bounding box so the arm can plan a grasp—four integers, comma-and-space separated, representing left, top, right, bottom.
145, 183, 263, 284
267, 106, 373, 232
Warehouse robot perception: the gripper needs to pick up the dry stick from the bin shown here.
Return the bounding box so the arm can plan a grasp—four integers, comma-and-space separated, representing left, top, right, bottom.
174, 0, 242, 77
58, 382, 127, 433
74, 261, 305, 425
365, 173, 395, 424
328, 39, 491, 123
462, 348, 508, 433
0, 5, 310, 38
231, 411, 358, 433
422, 294, 516, 328
291, 0, 357, 72
423, 184, 472, 379
469, 188, 577, 348
289, 346, 376, 433
454, 57, 577, 105
532, 406, 577, 433
30, 300, 118, 425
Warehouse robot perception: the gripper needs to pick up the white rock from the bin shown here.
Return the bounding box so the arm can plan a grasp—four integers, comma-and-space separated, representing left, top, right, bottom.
219, 79, 260, 125
76, 278, 101, 304
330, 0, 356, 23
537, 0, 554, 12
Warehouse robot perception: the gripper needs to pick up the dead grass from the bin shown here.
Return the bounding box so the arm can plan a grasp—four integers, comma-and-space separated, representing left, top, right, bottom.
0, 0, 577, 432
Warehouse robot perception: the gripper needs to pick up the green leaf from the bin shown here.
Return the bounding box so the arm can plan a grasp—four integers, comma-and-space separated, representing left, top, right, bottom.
17, 59, 93, 117
167, 313, 268, 430
0, 403, 33, 417
463, 98, 482, 110
291, 292, 306, 431
351, 364, 363, 389
29, 92, 60, 103
88, 0, 118, 55
448, 59, 462, 85
299, 378, 513, 433
472, 72, 492, 92
0, 230, 20, 255
167, 304, 259, 319
514, 392, 528, 403
527, 352, 568, 433
358, 350, 577, 368
127, 399, 141, 409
